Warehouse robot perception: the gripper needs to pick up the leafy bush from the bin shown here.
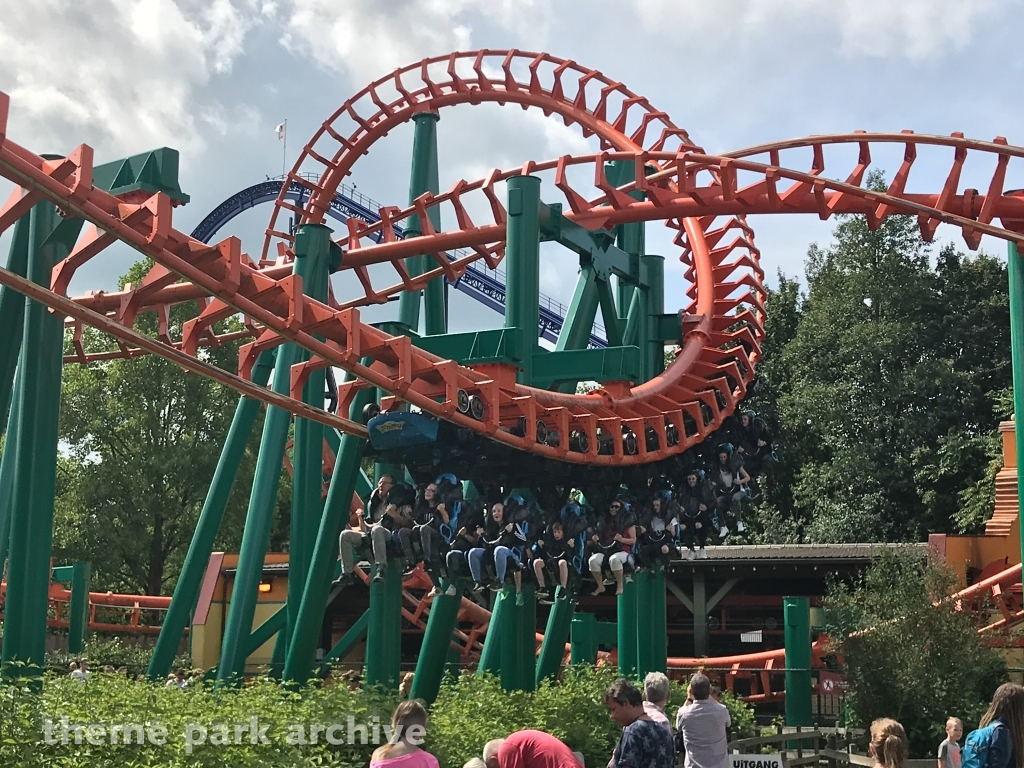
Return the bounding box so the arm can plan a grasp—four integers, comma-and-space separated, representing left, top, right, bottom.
45, 637, 191, 678
0, 664, 757, 768
824, 549, 1006, 756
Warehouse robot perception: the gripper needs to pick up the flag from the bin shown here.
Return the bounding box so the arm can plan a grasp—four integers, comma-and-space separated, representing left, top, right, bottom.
275, 123, 286, 141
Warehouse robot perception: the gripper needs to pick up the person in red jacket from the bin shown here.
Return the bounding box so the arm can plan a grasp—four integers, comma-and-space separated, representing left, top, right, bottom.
483, 730, 582, 768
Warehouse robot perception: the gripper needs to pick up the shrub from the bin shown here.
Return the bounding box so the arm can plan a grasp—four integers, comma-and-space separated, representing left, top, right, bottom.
0, 664, 756, 767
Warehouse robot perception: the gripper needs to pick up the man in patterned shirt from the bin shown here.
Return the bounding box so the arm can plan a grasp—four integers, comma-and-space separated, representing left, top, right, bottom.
604, 679, 675, 768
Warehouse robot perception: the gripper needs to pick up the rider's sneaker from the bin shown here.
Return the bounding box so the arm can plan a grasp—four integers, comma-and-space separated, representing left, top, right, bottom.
718, 526, 729, 538
686, 549, 695, 561
445, 584, 457, 597
699, 547, 708, 560
736, 521, 746, 533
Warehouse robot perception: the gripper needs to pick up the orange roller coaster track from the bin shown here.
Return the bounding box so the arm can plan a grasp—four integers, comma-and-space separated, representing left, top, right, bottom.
1, 52, 1024, 467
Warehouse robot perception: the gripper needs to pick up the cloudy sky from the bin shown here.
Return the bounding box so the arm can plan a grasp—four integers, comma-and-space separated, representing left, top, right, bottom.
1, 0, 1023, 334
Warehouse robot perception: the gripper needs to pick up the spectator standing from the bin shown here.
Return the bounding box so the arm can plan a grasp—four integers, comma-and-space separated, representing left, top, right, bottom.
482, 730, 582, 768
676, 673, 730, 768
938, 717, 962, 768
370, 700, 440, 768
604, 679, 675, 768
869, 719, 908, 768
643, 672, 673, 735
965, 683, 1024, 768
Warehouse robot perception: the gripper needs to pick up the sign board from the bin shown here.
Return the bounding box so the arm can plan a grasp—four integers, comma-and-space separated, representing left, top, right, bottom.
819, 670, 846, 696
731, 755, 783, 768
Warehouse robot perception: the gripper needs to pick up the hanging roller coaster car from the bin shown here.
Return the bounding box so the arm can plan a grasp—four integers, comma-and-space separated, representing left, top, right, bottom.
364, 410, 694, 490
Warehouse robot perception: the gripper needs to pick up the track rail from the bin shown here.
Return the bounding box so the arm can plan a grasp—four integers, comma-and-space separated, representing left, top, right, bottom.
1, 53, 1024, 464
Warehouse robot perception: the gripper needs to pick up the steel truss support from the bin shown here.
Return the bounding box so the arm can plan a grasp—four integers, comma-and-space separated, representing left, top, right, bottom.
283, 375, 375, 685
477, 589, 508, 676
499, 585, 536, 692
616, 577, 638, 677
505, 176, 542, 383
1010, 243, 1024, 568
535, 589, 575, 685
147, 349, 276, 679
364, 561, 403, 689
784, 596, 813, 729
284, 224, 333, 672
0, 377, 21, 574
635, 568, 667, 676
1, 202, 82, 687
411, 586, 464, 703
398, 112, 445, 335
216, 224, 330, 686
0, 214, 29, 433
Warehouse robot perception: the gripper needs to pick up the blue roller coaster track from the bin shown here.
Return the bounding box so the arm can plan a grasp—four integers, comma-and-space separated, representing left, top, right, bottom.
190, 176, 606, 348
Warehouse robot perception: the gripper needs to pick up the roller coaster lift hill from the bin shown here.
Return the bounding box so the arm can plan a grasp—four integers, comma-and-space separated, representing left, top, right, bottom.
0, 51, 1024, 725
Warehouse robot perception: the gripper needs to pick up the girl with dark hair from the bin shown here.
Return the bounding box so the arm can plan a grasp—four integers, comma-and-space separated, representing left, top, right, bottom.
967, 683, 1024, 768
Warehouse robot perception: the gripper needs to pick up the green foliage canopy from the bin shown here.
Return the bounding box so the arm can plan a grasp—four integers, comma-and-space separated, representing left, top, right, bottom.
748, 171, 1010, 542
823, 549, 1005, 756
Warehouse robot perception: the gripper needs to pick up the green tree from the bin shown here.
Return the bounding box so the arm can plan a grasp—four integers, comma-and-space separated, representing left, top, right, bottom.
54, 259, 290, 595
748, 171, 1010, 542
823, 550, 1005, 756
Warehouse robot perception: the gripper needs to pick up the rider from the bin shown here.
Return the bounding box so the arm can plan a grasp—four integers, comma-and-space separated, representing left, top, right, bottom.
444, 498, 485, 596
413, 479, 449, 595
736, 410, 773, 496
337, 473, 393, 586
588, 497, 637, 596
636, 490, 679, 569
469, 497, 529, 602
711, 443, 750, 537
678, 469, 712, 559
532, 519, 571, 603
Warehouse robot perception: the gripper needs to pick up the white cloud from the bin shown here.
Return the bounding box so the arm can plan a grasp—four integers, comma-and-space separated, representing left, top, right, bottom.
632, 0, 1001, 62
0, 0, 259, 158
279, 0, 554, 85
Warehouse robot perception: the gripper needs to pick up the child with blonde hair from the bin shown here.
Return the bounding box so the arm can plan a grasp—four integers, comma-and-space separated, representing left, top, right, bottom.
938, 717, 963, 768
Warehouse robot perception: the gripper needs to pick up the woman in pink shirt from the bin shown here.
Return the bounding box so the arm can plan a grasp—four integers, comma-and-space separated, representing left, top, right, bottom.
370, 700, 440, 768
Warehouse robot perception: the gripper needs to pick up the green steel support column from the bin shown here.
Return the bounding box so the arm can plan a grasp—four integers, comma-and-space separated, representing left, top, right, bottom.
643, 255, 666, 380
0, 216, 30, 430
283, 380, 375, 685
555, 265, 600, 351
478, 590, 510, 676
505, 176, 542, 384
536, 589, 575, 684
500, 585, 536, 692
1010, 243, 1024, 568
0, 387, 22, 573
364, 560, 403, 689
148, 350, 275, 679
616, 578, 638, 677
635, 569, 667, 675
1, 203, 80, 686
570, 612, 597, 665
635, 570, 655, 677
216, 343, 302, 684
67, 561, 91, 655
607, 161, 645, 322
411, 587, 464, 703
651, 568, 667, 672
285, 224, 333, 663
398, 113, 444, 334
783, 596, 813, 727
596, 278, 624, 348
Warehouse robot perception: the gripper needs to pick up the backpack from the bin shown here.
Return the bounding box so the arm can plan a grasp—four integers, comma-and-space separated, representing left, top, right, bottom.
963, 721, 1003, 768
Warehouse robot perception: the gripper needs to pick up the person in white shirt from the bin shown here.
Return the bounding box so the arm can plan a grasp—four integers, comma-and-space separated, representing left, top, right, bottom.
676, 673, 731, 768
